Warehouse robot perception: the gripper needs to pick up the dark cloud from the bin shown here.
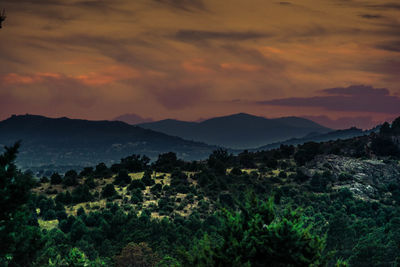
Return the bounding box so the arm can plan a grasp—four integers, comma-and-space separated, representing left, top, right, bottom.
362, 60, 400, 79
278, 2, 292, 5
2, 0, 128, 24
359, 14, 383, 19
320, 85, 389, 96
153, 0, 206, 12
25, 33, 162, 69
175, 30, 272, 42
219, 45, 286, 70
367, 3, 400, 10
375, 40, 400, 52
257, 85, 400, 114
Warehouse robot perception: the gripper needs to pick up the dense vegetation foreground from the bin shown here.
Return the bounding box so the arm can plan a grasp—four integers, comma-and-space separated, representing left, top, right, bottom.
1, 118, 400, 266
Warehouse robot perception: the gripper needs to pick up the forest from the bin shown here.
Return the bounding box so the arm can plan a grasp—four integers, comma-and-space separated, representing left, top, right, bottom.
1, 117, 400, 266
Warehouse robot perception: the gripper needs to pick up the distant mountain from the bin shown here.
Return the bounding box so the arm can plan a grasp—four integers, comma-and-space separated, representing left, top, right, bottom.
0, 115, 218, 170
255, 126, 379, 151
113, 113, 154, 124
138, 113, 331, 149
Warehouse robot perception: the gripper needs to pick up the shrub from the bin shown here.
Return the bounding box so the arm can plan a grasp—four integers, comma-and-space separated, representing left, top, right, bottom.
102, 184, 117, 198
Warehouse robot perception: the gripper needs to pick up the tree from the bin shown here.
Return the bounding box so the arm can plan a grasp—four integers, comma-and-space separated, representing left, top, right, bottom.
114, 170, 131, 186
102, 184, 117, 198
0, 142, 43, 266
63, 170, 78, 186
391, 117, 400, 134
190, 193, 327, 266
50, 172, 62, 185
142, 170, 155, 186
208, 149, 231, 176
114, 242, 160, 267
154, 152, 181, 172
380, 122, 392, 136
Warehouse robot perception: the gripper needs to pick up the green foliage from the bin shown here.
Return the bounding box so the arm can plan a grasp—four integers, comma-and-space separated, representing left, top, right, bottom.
114, 170, 131, 186
102, 184, 117, 198
50, 172, 63, 185
128, 179, 146, 190
0, 142, 44, 266
208, 149, 232, 175
64, 170, 79, 186
189, 194, 327, 266
114, 242, 160, 267
154, 152, 181, 173
142, 170, 155, 186
72, 185, 93, 204
157, 255, 181, 267
119, 154, 150, 172
48, 247, 106, 267
371, 136, 400, 157
294, 142, 321, 165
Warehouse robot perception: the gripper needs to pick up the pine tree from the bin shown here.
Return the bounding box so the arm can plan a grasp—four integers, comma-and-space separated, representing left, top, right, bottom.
190, 193, 327, 266
0, 142, 43, 266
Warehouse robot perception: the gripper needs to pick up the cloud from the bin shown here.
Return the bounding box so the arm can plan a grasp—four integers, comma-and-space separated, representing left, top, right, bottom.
152, 0, 206, 12
220, 62, 263, 72
367, 3, 400, 10
257, 85, 400, 114
278, 2, 292, 5
174, 30, 272, 42
320, 85, 389, 96
375, 41, 400, 52
359, 14, 384, 19
0, 72, 99, 119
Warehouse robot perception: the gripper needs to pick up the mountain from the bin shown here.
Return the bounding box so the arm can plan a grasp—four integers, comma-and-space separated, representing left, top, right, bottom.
138, 113, 331, 149
0, 114, 218, 170
113, 113, 153, 124
255, 126, 379, 151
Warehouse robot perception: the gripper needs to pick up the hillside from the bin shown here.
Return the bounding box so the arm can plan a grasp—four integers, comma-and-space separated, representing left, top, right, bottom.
0, 114, 218, 171
9, 117, 400, 266
255, 126, 379, 151
136, 113, 331, 149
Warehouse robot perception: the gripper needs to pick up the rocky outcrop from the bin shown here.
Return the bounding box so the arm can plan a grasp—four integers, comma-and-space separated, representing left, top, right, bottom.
306, 155, 400, 201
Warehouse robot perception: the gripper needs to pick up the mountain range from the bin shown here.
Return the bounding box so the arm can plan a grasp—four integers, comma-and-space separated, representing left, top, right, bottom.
0, 113, 375, 172
0, 114, 218, 170
137, 113, 331, 149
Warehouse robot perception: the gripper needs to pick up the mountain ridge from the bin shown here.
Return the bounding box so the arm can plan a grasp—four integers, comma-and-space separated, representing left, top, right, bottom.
0, 114, 219, 170
137, 112, 331, 149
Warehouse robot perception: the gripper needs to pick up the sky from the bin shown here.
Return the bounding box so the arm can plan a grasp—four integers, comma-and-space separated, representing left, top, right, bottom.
0, 0, 399, 129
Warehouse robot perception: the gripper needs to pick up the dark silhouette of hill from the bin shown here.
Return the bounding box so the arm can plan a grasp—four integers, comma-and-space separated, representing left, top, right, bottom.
113, 113, 153, 124
0, 114, 218, 169
255, 126, 379, 151
137, 113, 331, 149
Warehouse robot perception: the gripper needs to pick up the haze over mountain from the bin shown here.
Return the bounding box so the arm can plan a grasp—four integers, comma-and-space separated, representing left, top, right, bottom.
255, 126, 379, 151
137, 113, 331, 149
0, 114, 218, 170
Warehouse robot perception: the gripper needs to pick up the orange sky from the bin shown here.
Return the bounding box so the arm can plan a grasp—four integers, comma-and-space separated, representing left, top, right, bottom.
0, 0, 399, 128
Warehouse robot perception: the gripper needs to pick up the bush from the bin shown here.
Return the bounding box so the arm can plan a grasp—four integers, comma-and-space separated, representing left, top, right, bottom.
142, 171, 155, 186
114, 170, 131, 186
43, 209, 56, 220
102, 184, 117, 198
71, 185, 93, 204
50, 173, 63, 185
128, 179, 146, 190
63, 170, 78, 186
